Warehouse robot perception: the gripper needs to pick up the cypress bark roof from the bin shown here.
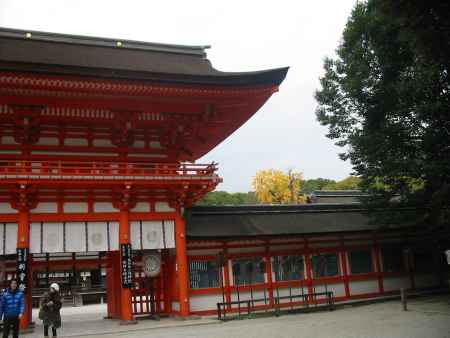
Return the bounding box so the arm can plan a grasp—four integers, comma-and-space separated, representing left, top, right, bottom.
0, 27, 288, 86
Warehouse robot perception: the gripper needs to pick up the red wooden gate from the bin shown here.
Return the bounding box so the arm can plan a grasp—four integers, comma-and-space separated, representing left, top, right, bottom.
131, 259, 166, 317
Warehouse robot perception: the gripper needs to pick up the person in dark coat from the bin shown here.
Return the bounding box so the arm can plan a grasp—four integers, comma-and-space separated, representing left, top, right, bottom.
39, 283, 62, 338
0, 279, 25, 338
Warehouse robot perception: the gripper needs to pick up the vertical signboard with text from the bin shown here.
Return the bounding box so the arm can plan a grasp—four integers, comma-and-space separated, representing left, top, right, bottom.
16, 248, 29, 292
121, 243, 133, 288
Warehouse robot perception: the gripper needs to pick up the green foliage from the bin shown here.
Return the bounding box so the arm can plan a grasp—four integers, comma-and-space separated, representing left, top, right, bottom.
315, 0, 450, 227
301, 178, 336, 193
195, 191, 259, 206
302, 176, 361, 192
323, 176, 362, 190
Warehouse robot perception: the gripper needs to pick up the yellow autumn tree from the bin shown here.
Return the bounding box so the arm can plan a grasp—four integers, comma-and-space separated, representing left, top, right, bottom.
252, 169, 306, 204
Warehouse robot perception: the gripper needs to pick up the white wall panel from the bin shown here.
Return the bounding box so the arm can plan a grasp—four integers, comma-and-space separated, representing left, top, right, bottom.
130, 202, 150, 212
64, 202, 88, 213
190, 294, 222, 311
65, 138, 88, 146
30, 222, 42, 253
316, 282, 345, 297
43, 222, 64, 253
383, 276, 411, 292
131, 221, 141, 250
1, 136, 17, 144
108, 221, 119, 251
37, 137, 59, 146
5, 223, 17, 254
349, 280, 379, 295
155, 202, 174, 212
32, 202, 58, 213
65, 222, 87, 252
142, 221, 164, 250
164, 220, 175, 248
87, 222, 108, 252
0, 224, 4, 254
0, 203, 17, 214
93, 202, 116, 212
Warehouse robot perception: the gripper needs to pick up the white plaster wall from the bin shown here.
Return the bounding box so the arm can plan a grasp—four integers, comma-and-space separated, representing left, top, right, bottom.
65, 138, 88, 146
0, 203, 17, 214
190, 294, 222, 312
32, 202, 58, 213
276, 286, 308, 298
142, 221, 165, 250
130, 202, 150, 212
230, 291, 266, 304
1, 136, 17, 144
42, 222, 64, 253
93, 202, 116, 212
5, 223, 17, 254
154, 202, 174, 212
164, 220, 175, 248
87, 222, 108, 252
314, 282, 345, 297
37, 137, 59, 146
133, 140, 145, 149
64, 202, 88, 213
108, 221, 119, 251
383, 276, 411, 292
30, 222, 42, 254
130, 221, 141, 250
349, 280, 379, 295
65, 222, 87, 252
93, 139, 113, 147
414, 274, 439, 289
149, 141, 162, 149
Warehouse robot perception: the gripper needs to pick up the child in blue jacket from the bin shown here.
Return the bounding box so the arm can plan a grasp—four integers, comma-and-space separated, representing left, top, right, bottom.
0, 280, 25, 338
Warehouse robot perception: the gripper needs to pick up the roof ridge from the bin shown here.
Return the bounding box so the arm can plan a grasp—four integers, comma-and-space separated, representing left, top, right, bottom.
0, 26, 209, 57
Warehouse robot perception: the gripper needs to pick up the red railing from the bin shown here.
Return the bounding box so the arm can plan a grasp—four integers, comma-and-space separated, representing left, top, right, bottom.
0, 160, 220, 181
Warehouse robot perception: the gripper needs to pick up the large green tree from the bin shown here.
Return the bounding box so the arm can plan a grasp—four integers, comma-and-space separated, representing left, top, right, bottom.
315, 0, 450, 228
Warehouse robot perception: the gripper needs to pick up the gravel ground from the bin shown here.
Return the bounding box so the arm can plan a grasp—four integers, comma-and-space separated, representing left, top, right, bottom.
25, 295, 450, 338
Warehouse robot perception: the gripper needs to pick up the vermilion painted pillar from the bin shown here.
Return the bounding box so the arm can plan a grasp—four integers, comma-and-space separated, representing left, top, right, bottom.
373, 245, 384, 294
106, 253, 118, 319
222, 250, 232, 310
119, 208, 134, 323
17, 208, 31, 330
175, 212, 190, 316
265, 248, 274, 306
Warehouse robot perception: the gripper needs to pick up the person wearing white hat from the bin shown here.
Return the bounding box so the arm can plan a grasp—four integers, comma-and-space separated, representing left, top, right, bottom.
38, 283, 62, 337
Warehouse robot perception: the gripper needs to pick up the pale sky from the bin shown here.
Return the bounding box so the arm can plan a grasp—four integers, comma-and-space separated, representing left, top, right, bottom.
0, 0, 355, 192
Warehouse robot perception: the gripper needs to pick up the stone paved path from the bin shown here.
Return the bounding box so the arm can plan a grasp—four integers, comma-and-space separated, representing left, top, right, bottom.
23, 295, 450, 338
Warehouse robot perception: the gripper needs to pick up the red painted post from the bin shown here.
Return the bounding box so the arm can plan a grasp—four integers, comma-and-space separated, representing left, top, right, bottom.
223, 249, 232, 310
373, 242, 384, 294
105, 253, 116, 319
175, 212, 190, 316
304, 238, 314, 301
265, 248, 274, 306
340, 251, 351, 298
119, 208, 135, 323
17, 208, 31, 331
